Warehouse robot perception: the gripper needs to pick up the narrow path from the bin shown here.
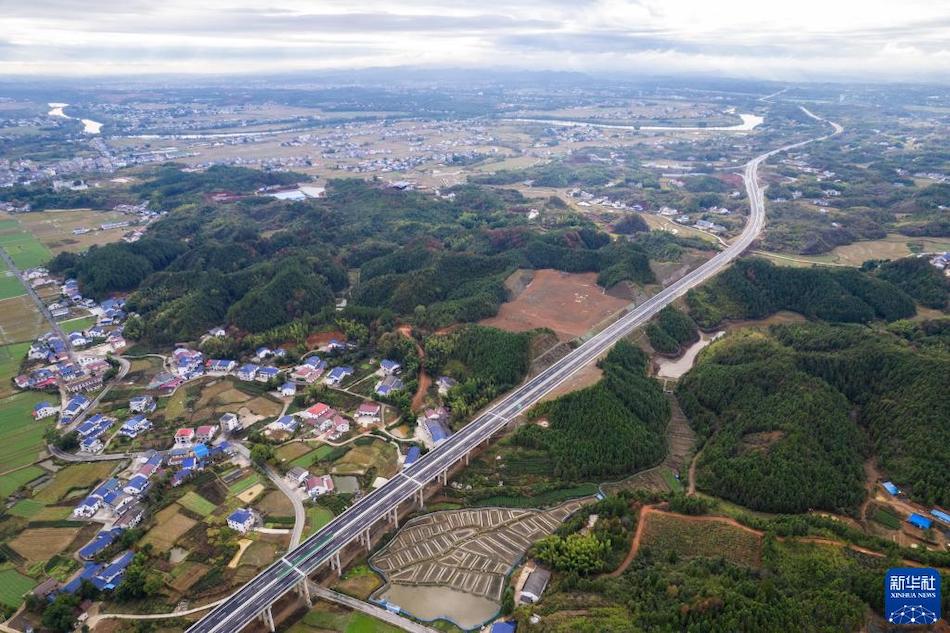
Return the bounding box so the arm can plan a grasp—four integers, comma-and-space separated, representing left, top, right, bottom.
308, 583, 438, 633
397, 325, 430, 411
687, 444, 703, 496
84, 598, 227, 628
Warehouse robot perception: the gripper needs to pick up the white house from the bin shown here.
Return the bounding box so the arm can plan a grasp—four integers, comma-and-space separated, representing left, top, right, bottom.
227, 508, 255, 533
174, 428, 195, 447
219, 413, 241, 435
305, 475, 334, 498
32, 401, 60, 420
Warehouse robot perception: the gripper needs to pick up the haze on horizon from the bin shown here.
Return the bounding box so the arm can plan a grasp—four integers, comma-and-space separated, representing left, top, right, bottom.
3, 0, 950, 83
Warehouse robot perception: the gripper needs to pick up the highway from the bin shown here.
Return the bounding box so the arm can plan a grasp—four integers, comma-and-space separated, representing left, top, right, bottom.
188, 108, 841, 633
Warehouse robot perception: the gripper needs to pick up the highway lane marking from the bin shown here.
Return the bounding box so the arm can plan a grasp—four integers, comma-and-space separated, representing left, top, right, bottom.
279, 557, 308, 578
400, 472, 424, 486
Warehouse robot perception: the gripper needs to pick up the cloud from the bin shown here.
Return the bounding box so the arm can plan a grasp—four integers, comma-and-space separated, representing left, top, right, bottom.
1, 0, 948, 80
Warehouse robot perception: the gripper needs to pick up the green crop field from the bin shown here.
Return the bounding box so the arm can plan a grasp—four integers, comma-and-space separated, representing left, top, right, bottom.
60, 315, 96, 334
306, 506, 334, 535
0, 342, 31, 398
0, 230, 53, 269
639, 511, 762, 568
34, 462, 116, 504
291, 444, 341, 468
0, 263, 26, 300
7, 498, 45, 518
228, 472, 262, 495
0, 391, 56, 470
872, 506, 902, 530
178, 491, 217, 517
0, 466, 45, 499
0, 566, 37, 609
472, 483, 599, 508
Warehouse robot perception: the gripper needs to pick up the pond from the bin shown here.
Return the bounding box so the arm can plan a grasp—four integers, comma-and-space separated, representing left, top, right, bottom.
379, 584, 500, 630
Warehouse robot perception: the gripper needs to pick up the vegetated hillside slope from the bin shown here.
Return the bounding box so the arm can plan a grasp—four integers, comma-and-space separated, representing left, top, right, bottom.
678, 321, 950, 512
646, 305, 699, 355
515, 341, 669, 481
48, 166, 663, 345
423, 324, 536, 422
685, 258, 935, 329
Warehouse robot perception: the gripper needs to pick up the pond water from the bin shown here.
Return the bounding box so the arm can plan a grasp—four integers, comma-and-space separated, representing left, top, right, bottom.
379, 584, 499, 629
655, 330, 725, 380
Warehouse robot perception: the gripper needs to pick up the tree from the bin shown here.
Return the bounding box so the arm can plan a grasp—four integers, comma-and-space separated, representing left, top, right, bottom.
534, 533, 610, 575
250, 443, 274, 465
42, 593, 80, 633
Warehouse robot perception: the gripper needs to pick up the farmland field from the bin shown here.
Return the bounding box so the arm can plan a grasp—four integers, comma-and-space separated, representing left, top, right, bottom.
275, 442, 312, 462
34, 462, 117, 504
0, 341, 30, 398
0, 228, 52, 269
288, 604, 403, 633
142, 505, 197, 551
7, 498, 45, 518
0, 295, 46, 343
60, 315, 96, 334
639, 510, 762, 567
177, 491, 217, 517
228, 472, 262, 495
305, 506, 334, 536
8, 526, 82, 562
0, 391, 55, 475
0, 466, 45, 499
167, 560, 211, 593
290, 444, 340, 469
0, 264, 25, 300
330, 441, 397, 477
0, 567, 36, 609
13, 209, 135, 254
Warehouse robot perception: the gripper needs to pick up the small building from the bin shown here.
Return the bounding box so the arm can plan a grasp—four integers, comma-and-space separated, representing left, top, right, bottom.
287, 466, 309, 486
436, 376, 457, 395
174, 427, 195, 446
374, 375, 404, 396
907, 513, 933, 530
220, 412, 241, 435
930, 509, 950, 526
195, 425, 216, 443
305, 474, 334, 498
237, 363, 260, 381
520, 567, 551, 603
380, 359, 401, 375
33, 401, 60, 420
118, 415, 152, 438
882, 481, 900, 496
123, 474, 150, 496
422, 418, 451, 446
129, 395, 156, 414
227, 508, 255, 533
491, 622, 517, 633
356, 402, 381, 425
280, 382, 297, 397
325, 366, 353, 386
192, 443, 210, 461
256, 366, 280, 383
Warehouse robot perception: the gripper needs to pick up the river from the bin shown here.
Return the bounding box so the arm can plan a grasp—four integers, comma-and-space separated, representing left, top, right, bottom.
504, 113, 763, 132
655, 330, 725, 380
378, 584, 500, 629
48, 102, 102, 134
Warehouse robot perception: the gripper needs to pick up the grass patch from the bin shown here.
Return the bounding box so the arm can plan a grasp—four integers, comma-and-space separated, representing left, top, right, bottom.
0, 466, 45, 500
0, 230, 53, 269
871, 506, 902, 530
8, 498, 45, 518
305, 506, 334, 536
0, 268, 26, 300
0, 567, 36, 609
60, 315, 96, 334
660, 467, 684, 493
228, 472, 262, 495
472, 483, 599, 508
291, 444, 343, 469
141, 505, 197, 551
34, 462, 117, 504
177, 491, 216, 517
0, 391, 56, 472
0, 342, 30, 398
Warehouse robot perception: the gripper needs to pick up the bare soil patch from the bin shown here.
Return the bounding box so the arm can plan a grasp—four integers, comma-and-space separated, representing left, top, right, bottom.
480, 269, 629, 341
8, 527, 81, 562
142, 505, 197, 551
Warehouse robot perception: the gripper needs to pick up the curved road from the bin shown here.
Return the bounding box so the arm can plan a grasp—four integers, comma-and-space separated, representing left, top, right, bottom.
188, 108, 841, 633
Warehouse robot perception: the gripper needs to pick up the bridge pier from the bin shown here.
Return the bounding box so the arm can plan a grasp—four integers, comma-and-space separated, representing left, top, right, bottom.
296, 578, 312, 606
416, 487, 425, 508
329, 551, 342, 574
390, 507, 399, 527
260, 605, 276, 632
464, 452, 469, 466
361, 528, 371, 551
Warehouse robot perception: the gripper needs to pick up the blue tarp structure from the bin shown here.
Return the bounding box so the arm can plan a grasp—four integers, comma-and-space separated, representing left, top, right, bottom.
908, 513, 933, 530
930, 509, 950, 526
491, 623, 517, 633
193, 443, 210, 459
882, 481, 900, 495
404, 447, 421, 466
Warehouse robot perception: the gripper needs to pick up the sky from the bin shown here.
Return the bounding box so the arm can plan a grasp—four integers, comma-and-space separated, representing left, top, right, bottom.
3, 0, 949, 82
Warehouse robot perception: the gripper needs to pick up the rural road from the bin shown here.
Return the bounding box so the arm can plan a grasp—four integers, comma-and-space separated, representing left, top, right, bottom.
188, 108, 842, 633
231, 441, 306, 549
307, 583, 437, 633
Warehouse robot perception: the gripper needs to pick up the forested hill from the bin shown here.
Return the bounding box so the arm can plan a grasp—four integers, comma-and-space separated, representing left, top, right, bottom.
678, 320, 950, 512
686, 257, 948, 328
48, 166, 664, 344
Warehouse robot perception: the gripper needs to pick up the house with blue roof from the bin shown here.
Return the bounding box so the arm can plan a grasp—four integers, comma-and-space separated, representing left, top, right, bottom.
303, 355, 326, 369
908, 513, 933, 530
931, 509, 950, 526
227, 508, 256, 533
404, 446, 421, 467
192, 443, 210, 460
422, 418, 451, 446
491, 622, 517, 633
882, 481, 900, 496
92, 478, 121, 498
380, 359, 401, 375
123, 474, 150, 496
375, 375, 405, 396
32, 401, 59, 420
255, 346, 273, 360
78, 528, 124, 560
73, 495, 102, 518
256, 366, 280, 383
237, 363, 260, 381
129, 395, 156, 413
118, 415, 152, 438
280, 382, 297, 397
62, 394, 91, 420
325, 366, 354, 386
